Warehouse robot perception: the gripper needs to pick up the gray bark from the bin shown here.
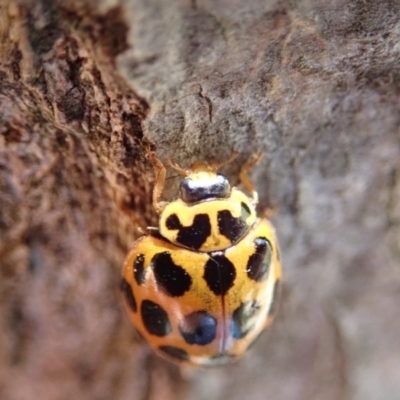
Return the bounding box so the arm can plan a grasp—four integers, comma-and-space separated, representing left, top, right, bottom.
1, 0, 400, 399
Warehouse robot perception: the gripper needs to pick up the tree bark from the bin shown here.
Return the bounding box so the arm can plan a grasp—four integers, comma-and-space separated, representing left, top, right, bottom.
1, 0, 399, 399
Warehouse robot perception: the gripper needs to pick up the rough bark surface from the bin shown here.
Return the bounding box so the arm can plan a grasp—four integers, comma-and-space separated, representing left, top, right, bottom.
1, 0, 399, 399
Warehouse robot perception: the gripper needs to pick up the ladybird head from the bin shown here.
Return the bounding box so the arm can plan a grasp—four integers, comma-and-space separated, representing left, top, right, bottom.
179, 172, 230, 203
169, 152, 238, 204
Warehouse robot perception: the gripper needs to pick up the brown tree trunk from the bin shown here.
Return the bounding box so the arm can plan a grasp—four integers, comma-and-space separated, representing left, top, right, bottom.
1, 1, 399, 399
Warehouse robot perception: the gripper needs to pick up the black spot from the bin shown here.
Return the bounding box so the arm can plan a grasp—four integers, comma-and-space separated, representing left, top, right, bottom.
174, 214, 212, 250
141, 300, 171, 337
120, 278, 137, 312
217, 210, 249, 244
158, 345, 190, 362
268, 280, 281, 317
241, 201, 251, 219
151, 252, 192, 297
179, 311, 217, 345
231, 301, 261, 339
165, 214, 181, 230
246, 237, 272, 282
203, 353, 237, 367
204, 253, 236, 296
134, 254, 146, 285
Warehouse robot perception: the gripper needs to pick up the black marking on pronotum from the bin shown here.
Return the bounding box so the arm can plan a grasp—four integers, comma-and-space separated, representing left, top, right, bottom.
133, 254, 146, 285
120, 278, 137, 313
158, 345, 190, 362
165, 213, 212, 250
165, 214, 181, 230
179, 311, 217, 346
204, 253, 236, 296
217, 210, 249, 244
231, 300, 261, 339
246, 237, 272, 282
179, 173, 231, 203
141, 300, 171, 337
151, 252, 192, 297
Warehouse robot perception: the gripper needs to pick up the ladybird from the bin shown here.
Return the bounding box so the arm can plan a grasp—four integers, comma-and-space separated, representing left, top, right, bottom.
121, 151, 282, 367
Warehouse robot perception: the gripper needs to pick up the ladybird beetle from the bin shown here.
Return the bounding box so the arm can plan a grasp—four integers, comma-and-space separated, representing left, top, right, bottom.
121, 151, 282, 367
